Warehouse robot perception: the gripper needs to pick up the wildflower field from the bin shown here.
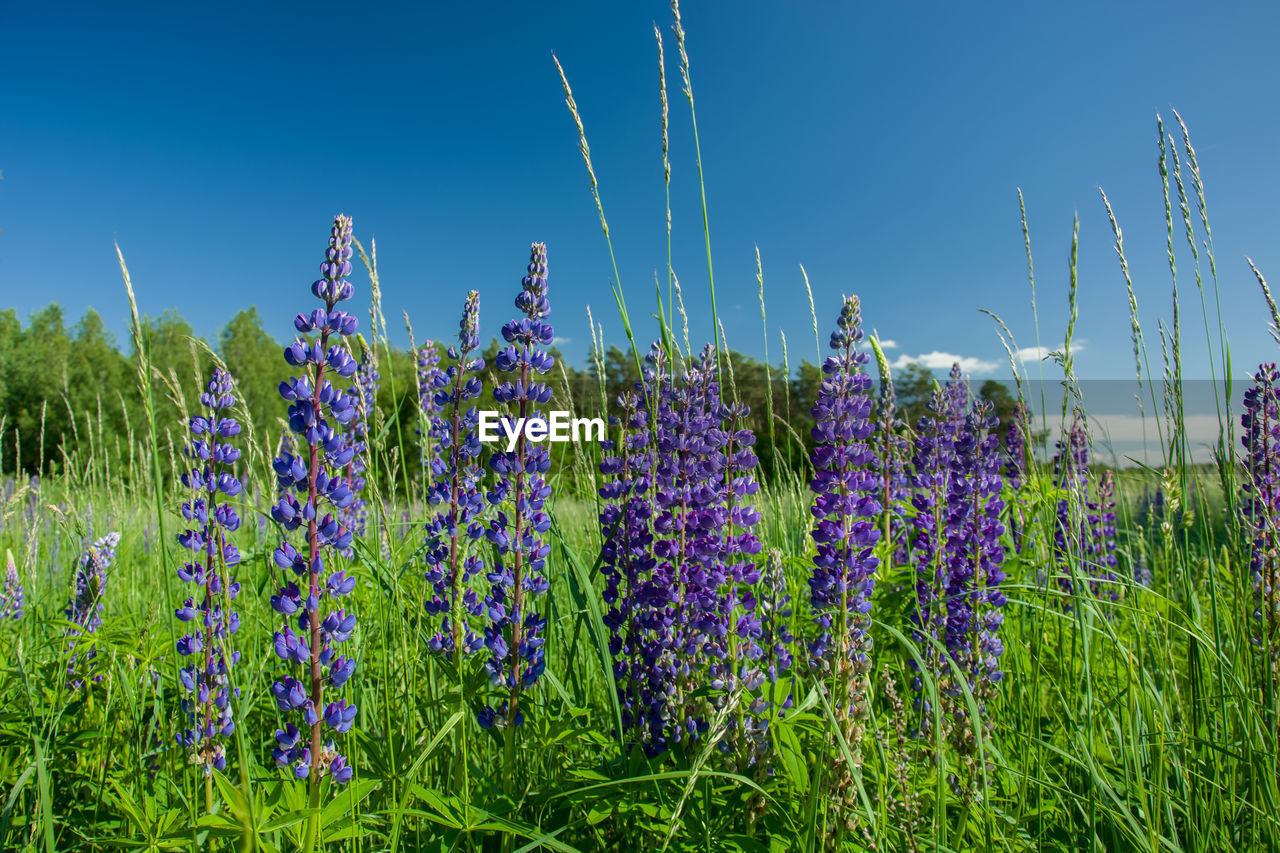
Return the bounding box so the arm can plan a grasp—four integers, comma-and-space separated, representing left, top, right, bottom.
2, 5, 1279, 852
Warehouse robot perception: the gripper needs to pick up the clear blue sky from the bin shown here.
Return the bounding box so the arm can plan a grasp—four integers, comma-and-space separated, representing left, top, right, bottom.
3, 1, 1278, 382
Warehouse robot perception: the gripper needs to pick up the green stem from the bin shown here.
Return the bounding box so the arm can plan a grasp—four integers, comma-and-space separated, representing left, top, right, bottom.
303, 778, 323, 852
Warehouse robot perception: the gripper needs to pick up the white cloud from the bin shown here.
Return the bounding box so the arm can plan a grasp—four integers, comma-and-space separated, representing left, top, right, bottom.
552, 336, 573, 345
890, 351, 1001, 375
876, 338, 899, 350
1015, 342, 1085, 363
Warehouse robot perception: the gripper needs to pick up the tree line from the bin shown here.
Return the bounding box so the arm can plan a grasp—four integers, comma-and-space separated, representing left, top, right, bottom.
0, 303, 1025, 489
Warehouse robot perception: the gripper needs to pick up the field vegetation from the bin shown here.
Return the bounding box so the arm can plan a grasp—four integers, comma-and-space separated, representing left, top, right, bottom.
0, 4, 1277, 851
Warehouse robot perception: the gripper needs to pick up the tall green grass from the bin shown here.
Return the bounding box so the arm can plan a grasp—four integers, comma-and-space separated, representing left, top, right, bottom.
0, 3, 1276, 850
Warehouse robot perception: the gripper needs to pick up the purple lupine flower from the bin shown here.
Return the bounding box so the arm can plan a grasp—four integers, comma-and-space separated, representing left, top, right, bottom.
480, 243, 555, 730
1051, 411, 1092, 598
908, 366, 1008, 745
418, 344, 442, 412
600, 338, 778, 760
906, 369, 968, 692
417, 342, 443, 477
341, 348, 378, 540
1050, 411, 1118, 607
277, 430, 295, 502
738, 549, 794, 770
423, 291, 487, 661
65, 532, 121, 689
1152, 486, 1166, 525
649, 343, 728, 746
807, 295, 881, 768
269, 215, 360, 786
599, 383, 662, 752
174, 367, 244, 774
1, 549, 22, 621
705, 397, 773, 765
1085, 470, 1120, 602
1003, 402, 1030, 492
1133, 556, 1153, 588
1242, 364, 1280, 684
941, 362, 969, 420
600, 341, 730, 754
950, 399, 1009, 707
874, 361, 912, 566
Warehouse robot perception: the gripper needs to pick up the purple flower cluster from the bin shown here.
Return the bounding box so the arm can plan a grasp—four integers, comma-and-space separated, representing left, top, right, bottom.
648, 344, 730, 745
908, 366, 1008, 749
808, 298, 880, 676
1242, 363, 1280, 682
1085, 470, 1120, 602
479, 244, 555, 730
268, 215, 360, 786
276, 430, 295, 502
174, 368, 244, 774
704, 396, 772, 765
1, 549, 22, 621
343, 351, 378, 539
1140, 485, 1166, 528
807, 295, 881, 761
1133, 556, 1153, 588
1050, 411, 1117, 605
1051, 412, 1090, 596
1004, 402, 1030, 492
416, 341, 443, 477
599, 383, 663, 751
422, 291, 487, 659
874, 369, 912, 566
65, 532, 120, 689
599, 338, 779, 758
738, 549, 794, 766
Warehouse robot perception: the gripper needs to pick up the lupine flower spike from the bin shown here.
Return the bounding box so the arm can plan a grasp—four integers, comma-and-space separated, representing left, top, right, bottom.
648, 343, 725, 747
65, 532, 121, 689
276, 430, 295, 502
269, 215, 360, 786
872, 346, 911, 565
807, 295, 881, 818
741, 549, 794, 782
423, 291, 487, 662
908, 365, 1008, 795
600, 342, 743, 755
1, 549, 22, 621
1050, 411, 1115, 606
1086, 470, 1120, 602
174, 368, 244, 774
417, 342, 443, 478
706, 393, 768, 768
341, 341, 378, 541
481, 244, 555, 732
1242, 363, 1280, 688
599, 380, 661, 752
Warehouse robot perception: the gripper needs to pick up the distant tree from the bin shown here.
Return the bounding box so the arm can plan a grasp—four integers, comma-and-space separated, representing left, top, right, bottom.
978, 379, 1018, 436
126, 308, 211, 466
66, 309, 130, 461
602, 344, 642, 410
5, 305, 71, 473
219, 307, 282, 441
0, 309, 19, 427
896, 361, 938, 425
136, 309, 208, 398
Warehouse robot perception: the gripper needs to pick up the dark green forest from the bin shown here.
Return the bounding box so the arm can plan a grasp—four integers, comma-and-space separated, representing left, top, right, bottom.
0, 303, 1022, 487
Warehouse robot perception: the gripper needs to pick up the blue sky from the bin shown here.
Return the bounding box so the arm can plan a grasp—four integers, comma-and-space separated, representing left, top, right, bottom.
3, 1, 1278, 383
